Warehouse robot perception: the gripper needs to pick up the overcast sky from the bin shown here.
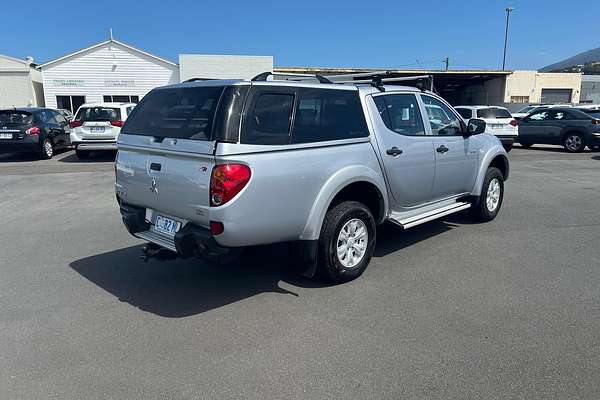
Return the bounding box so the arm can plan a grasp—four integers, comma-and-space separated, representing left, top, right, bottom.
3, 0, 597, 71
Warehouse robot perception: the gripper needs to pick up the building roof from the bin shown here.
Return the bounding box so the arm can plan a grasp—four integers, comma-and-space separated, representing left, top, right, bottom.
38, 39, 178, 69
274, 66, 513, 76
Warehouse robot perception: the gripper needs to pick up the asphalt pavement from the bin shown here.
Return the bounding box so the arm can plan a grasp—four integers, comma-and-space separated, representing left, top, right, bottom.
1, 145, 599, 399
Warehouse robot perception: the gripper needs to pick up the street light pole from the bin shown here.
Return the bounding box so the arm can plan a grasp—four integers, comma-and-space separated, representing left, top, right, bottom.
502, 7, 514, 70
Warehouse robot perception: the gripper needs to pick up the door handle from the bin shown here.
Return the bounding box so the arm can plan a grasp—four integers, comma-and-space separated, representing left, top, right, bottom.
386, 147, 403, 156
436, 145, 449, 154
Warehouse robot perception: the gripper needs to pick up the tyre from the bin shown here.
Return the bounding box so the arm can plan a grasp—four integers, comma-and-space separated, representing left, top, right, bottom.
470, 167, 504, 222
519, 143, 533, 149
563, 132, 585, 153
76, 149, 90, 159
39, 138, 54, 159
316, 201, 376, 283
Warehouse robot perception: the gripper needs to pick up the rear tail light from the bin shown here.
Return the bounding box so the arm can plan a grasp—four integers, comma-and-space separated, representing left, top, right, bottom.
110, 120, 124, 127
210, 164, 251, 206
69, 120, 82, 128
509, 119, 518, 127
25, 126, 40, 136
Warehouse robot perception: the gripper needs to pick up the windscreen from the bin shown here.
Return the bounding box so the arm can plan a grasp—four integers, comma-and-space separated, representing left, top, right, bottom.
0, 110, 33, 124
75, 107, 121, 122
121, 86, 224, 140
477, 108, 512, 118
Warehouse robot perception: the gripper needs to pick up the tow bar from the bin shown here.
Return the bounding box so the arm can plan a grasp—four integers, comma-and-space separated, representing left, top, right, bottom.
140, 243, 179, 262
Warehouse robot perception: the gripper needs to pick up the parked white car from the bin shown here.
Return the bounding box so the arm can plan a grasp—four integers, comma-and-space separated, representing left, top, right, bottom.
455, 106, 518, 151
70, 102, 136, 159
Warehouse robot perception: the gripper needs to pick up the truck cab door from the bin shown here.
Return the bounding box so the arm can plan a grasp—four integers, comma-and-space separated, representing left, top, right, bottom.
368, 93, 435, 208
420, 94, 479, 199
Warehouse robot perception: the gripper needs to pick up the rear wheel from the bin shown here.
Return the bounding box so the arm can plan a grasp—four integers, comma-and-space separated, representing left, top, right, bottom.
317, 201, 376, 283
470, 167, 504, 222
39, 138, 54, 159
563, 133, 585, 153
76, 149, 90, 159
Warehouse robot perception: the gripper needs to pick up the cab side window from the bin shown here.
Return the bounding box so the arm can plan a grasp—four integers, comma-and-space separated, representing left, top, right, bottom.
242, 91, 294, 145
372, 94, 425, 136
421, 96, 462, 136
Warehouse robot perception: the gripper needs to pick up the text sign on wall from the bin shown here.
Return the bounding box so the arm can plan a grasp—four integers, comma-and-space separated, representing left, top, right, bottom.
53, 79, 85, 87
105, 80, 135, 87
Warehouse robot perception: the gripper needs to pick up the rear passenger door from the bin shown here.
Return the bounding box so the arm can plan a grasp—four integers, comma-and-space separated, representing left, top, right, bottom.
369, 93, 435, 208
420, 95, 479, 199
518, 110, 548, 143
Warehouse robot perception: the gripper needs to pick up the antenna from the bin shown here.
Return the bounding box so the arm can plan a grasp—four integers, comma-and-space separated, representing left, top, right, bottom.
109, 28, 114, 40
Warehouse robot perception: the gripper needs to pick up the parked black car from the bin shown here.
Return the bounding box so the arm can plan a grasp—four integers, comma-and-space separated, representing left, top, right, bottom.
518, 107, 600, 152
0, 108, 71, 159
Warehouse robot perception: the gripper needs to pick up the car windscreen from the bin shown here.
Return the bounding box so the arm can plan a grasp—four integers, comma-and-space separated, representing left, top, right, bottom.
0, 110, 33, 125
477, 108, 512, 118
75, 107, 121, 122
121, 86, 224, 140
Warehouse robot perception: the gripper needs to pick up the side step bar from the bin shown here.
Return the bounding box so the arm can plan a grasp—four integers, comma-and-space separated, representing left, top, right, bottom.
389, 202, 471, 229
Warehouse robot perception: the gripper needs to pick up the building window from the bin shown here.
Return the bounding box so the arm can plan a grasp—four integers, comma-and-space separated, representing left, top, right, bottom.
103, 95, 140, 103
56, 95, 86, 113
510, 96, 530, 103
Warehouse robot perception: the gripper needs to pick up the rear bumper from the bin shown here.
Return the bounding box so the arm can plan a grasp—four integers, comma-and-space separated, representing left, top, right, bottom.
74, 141, 117, 151
120, 203, 228, 258
0, 141, 39, 153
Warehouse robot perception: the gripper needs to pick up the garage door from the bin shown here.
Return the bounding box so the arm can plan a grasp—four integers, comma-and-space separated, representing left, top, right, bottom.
541, 89, 572, 103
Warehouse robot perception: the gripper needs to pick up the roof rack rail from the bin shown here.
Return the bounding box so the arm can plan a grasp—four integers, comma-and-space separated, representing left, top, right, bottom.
184, 77, 216, 82
332, 72, 434, 92
251, 71, 333, 84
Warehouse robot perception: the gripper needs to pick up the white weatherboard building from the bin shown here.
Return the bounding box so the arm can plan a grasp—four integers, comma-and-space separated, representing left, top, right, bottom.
0, 54, 45, 108
39, 39, 180, 113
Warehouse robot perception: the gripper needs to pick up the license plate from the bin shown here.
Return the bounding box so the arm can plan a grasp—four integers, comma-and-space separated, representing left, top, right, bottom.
90, 126, 105, 133
154, 215, 181, 235
0, 133, 12, 139
490, 124, 503, 129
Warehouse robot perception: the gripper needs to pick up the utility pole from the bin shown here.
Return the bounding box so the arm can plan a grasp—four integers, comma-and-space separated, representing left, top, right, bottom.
444, 57, 449, 71
502, 7, 514, 70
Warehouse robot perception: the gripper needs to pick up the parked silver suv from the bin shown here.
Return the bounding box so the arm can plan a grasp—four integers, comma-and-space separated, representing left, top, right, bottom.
115, 74, 509, 283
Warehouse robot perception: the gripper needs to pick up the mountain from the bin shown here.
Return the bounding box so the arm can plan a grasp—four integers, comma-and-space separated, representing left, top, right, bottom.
540, 47, 600, 72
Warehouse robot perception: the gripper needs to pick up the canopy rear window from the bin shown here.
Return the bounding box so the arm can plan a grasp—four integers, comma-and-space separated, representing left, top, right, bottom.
477, 108, 512, 119
0, 110, 32, 124
75, 107, 121, 122
121, 86, 224, 140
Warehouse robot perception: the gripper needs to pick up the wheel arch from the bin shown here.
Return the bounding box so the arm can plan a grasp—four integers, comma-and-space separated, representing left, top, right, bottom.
471, 150, 509, 196
299, 166, 388, 241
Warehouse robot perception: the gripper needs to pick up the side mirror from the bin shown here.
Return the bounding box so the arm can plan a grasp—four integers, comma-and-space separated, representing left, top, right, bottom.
467, 118, 486, 135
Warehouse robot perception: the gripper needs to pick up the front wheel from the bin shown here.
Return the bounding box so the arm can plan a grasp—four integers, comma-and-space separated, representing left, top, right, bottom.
563, 133, 585, 153
470, 167, 504, 222
317, 201, 376, 283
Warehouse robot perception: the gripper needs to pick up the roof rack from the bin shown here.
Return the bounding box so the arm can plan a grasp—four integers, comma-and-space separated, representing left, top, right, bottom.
251, 71, 333, 84
331, 72, 434, 92
249, 71, 434, 93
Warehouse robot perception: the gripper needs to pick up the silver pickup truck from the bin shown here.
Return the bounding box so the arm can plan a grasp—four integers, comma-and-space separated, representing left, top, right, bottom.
115, 73, 508, 283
